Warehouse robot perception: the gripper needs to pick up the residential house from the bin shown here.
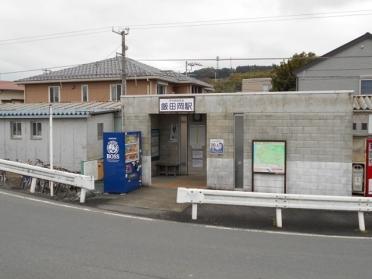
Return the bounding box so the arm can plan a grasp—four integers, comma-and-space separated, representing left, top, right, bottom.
295, 32, 372, 195
0, 102, 121, 171
242, 78, 272, 92
296, 32, 372, 94
16, 57, 213, 103
0, 81, 24, 103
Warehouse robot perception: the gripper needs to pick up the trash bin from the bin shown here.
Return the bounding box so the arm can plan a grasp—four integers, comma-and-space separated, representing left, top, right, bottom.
352, 164, 364, 194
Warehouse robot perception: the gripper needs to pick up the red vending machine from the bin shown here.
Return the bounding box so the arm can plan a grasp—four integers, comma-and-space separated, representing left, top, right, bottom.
365, 138, 372, 196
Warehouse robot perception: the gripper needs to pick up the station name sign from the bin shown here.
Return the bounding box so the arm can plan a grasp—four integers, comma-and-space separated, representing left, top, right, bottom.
159, 97, 195, 113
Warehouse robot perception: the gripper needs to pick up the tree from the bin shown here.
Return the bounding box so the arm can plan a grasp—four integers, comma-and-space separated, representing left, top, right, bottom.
271, 52, 316, 91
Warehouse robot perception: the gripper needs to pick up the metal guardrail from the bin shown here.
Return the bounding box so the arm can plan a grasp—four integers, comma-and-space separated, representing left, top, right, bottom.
177, 187, 372, 232
0, 159, 94, 203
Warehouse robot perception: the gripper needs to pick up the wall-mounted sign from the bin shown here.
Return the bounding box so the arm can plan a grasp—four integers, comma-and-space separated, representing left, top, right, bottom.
159, 97, 195, 113
252, 141, 286, 174
209, 139, 224, 154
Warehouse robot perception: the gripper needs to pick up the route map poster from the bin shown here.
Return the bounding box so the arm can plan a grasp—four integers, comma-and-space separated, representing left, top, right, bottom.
253, 141, 286, 174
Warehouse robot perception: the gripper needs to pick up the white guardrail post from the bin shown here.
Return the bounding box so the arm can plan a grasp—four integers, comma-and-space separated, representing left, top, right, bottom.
177, 187, 371, 232
0, 159, 94, 203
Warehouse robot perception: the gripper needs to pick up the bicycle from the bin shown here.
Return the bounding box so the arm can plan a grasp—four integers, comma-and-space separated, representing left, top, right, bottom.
0, 170, 6, 186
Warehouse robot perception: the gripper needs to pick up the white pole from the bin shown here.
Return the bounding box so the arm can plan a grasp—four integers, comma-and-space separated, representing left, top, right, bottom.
80, 189, 87, 203
30, 178, 37, 193
276, 208, 283, 228
49, 104, 54, 197
191, 203, 198, 220
358, 211, 366, 232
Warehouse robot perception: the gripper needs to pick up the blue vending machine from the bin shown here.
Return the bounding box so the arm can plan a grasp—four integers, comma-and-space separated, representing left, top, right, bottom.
103, 131, 142, 193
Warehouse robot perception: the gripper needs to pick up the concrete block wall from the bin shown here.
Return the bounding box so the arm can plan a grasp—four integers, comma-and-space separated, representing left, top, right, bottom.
242, 112, 352, 195
123, 92, 353, 195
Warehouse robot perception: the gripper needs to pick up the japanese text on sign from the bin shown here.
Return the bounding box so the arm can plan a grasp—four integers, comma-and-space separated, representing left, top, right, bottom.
159, 98, 194, 113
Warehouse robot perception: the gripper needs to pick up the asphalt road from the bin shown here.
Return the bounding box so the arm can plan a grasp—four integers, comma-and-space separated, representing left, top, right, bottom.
0, 191, 371, 279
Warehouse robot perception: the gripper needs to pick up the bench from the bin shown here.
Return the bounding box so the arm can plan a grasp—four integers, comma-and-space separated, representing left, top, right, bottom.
157, 162, 179, 176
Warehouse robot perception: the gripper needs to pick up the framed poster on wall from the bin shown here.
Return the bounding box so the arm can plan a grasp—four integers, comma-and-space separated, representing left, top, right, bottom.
252, 141, 286, 174
209, 139, 224, 154
252, 140, 287, 193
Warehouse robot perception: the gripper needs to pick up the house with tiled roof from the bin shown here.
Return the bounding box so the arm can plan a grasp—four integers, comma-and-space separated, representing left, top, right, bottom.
0, 81, 24, 104
295, 32, 372, 94
16, 57, 213, 103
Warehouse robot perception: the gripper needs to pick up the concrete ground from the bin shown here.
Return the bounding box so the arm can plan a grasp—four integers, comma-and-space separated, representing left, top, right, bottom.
1, 174, 372, 237
151, 175, 206, 189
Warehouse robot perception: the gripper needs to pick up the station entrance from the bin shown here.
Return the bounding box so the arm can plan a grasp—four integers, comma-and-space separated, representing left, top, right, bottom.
150, 113, 207, 189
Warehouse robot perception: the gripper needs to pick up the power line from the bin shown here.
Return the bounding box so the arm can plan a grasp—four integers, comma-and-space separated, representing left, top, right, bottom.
128, 9, 372, 30
2, 55, 372, 77
0, 9, 371, 46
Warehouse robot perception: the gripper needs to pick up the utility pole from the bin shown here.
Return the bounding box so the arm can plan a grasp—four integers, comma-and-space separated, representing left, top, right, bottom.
112, 27, 129, 97
112, 27, 129, 132
215, 56, 220, 82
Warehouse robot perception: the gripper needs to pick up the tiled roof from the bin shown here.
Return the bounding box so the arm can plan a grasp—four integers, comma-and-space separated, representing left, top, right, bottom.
16, 57, 213, 88
0, 102, 121, 118
0, 80, 24, 91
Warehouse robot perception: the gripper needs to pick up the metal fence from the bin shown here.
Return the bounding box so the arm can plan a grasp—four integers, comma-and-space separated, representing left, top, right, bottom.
177, 187, 372, 232
0, 159, 94, 203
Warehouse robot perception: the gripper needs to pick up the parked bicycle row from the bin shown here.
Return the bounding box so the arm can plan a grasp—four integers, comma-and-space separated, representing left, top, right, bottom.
1, 158, 81, 200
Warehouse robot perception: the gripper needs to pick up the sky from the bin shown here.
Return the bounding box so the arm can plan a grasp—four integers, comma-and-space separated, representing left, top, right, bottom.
1, 0, 372, 80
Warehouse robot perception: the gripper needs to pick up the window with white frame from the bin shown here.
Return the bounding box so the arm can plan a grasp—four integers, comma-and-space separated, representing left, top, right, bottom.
31, 122, 42, 139
157, 83, 167, 95
10, 122, 22, 138
110, 84, 121, 101
97, 123, 104, 140
361, 79, 372, 95
81, 84, 89, 102
49, 86, 60, 103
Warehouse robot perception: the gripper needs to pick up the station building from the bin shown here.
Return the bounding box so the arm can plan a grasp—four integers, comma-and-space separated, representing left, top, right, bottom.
122, 91, 353, 196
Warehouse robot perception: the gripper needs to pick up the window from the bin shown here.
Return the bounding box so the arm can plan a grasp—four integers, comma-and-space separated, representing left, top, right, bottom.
361, 80, 372, 95
157, 83, 166, 95
97, 123, 104, 140
10, 122, 22, 138
353, 123, 357, 130
361, 123, 368, 130
81, 85, 89, 102
31, 122, 42, 139
110, 84, 121, 101
191, 85, 202, 94
49, 86, 60, 103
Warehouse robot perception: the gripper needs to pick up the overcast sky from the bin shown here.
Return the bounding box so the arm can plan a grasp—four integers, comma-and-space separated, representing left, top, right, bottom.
1, 0, 372, 80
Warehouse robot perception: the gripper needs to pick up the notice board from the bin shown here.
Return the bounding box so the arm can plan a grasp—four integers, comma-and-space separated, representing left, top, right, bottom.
252, 141, 286, 174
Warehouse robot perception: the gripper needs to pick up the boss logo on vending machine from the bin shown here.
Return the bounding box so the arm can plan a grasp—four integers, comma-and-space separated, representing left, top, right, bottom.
106, 140, 120, 161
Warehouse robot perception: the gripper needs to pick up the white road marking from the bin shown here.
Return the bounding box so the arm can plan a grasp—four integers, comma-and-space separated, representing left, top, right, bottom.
0, 189, 371, 240
0, 189, 154, 222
